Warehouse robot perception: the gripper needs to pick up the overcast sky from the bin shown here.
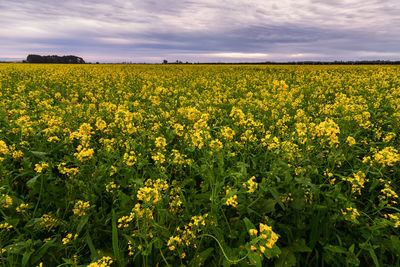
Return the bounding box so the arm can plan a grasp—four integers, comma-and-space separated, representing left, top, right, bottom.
1, 0, 400, 62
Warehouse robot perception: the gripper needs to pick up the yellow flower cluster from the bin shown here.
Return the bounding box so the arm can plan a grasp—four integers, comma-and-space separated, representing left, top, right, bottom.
167, 214, 208, 250
249, 223, 279, 254
384, 213, 400, 228
74, 145, 94, 162
95, 118, 107, 131
117, 212, 134, 229
382, 132, 396, 143
220, 126, 235, 141
87, 256, 113, 267
380, 183, 398, 206
155, 136, 167, 149
225, 194, 238, 207
313, 118, 340, 147
346, 136, 356, 146
209, 139, 223, 152
0, 140, 8, 161
62, 233, 78, 245
243, 176, 258, 193
40, 214, 58, 230
123, 151, 137, 166
342, 171, 368, 196
132, 203, 154, 219
0, 194, 13, 208
0, 222, 13, 231
72, 200, 90, 216
137, 179, 168, 204
341, 207, 360, 221
16, 203, 28, 213
34, 162, 49, 173
105, 181, 120, 193
373, 147, 400, 167
57, 163, 79, 177
169, 186, 183, 213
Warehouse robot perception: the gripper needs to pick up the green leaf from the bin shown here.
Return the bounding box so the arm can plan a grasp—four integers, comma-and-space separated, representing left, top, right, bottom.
349, 244, 355, 254
86, 232, 99, 259
243, 217, 256, 232
260, 198, 276, 213
29, 151, 48, 159
269, 188, 285, 210
391, 235, 400, 253
247, 251, 262, 267
309, 211, 325, 249
22, 250, 34, 267
324, 245, 347, 254
290, 198, 305, 210
264, 245, 281, 259
291, 239, 312, 253
77, 215, 89, 234
275, 248, 295, 267
189, 248, 214, 267
367, 247, 380, 267
26, 174, 41, 189
112, 209, 121, 265
6, 241, 26, 254
31, 239, 56, 265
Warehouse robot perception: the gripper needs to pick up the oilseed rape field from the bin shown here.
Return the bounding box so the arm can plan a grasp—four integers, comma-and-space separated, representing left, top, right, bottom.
0, 64, 400, 266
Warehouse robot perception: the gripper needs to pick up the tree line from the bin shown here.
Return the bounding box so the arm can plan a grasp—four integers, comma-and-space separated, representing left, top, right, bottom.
164, 60, 400, 65
25, 54, 85, 64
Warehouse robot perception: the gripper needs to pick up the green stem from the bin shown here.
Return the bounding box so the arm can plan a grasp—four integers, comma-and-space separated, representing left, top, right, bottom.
355, 235, 372, 258
32, 175, 44, 218
199, 234, 249, 264
159, 248, 170, 267
220, 207, 232, 233
247, 196, 261, 208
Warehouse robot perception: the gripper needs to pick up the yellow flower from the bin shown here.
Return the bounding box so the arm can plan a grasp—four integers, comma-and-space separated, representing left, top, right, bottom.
0, 140, 9, 155
73, 201, 90, 216
225, 195, 238, 207
16, 203, 28, 213
62, 233, 73, 245
87, 256, 113, 267
373, 147, 400, 167
96, 118, 107, 131
34, 162, 49, 173
243, 176, 258, 193
346, 136, 356, 146
249, 229, 258, 236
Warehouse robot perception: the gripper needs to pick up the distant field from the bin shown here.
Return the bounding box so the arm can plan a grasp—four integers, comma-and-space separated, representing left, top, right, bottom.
1, 64, 400, 266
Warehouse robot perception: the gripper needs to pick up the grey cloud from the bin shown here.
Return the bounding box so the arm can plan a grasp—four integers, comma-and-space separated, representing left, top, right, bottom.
0, 0, 399, 62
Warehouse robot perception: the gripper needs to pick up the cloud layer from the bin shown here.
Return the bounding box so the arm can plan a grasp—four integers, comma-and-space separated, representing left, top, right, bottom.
1, 0, 399, 62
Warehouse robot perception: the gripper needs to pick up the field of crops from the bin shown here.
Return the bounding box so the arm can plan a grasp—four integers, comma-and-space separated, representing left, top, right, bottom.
0, 64, 400, 266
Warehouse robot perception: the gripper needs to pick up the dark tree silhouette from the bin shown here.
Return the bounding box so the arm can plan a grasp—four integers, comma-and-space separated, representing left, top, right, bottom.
26, 54, 85, 64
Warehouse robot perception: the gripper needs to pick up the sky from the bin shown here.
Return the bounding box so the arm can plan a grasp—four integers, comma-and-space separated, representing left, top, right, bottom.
1, 0, 400, 63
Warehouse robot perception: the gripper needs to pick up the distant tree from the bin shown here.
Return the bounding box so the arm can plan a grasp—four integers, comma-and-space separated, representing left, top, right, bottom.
163, 59, 168, 64
26, 54, 85, 64
27, 54, 44, 63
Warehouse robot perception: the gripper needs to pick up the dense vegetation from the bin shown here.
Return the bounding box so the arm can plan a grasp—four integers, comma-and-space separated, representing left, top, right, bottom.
25, 55, 85, 64
0, 64, 400, 266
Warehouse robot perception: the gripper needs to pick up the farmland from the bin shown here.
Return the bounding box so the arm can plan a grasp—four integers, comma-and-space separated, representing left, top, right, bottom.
0, 64, 400, 266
